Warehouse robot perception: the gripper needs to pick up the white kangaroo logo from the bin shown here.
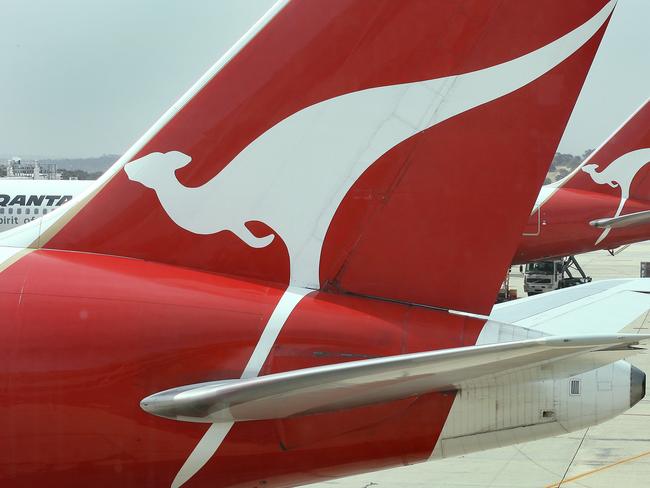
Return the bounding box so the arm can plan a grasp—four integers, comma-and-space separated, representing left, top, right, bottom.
581, 148, 650, 244
124, 151, 275, 249
122, 4, 616, 487
124, 0, 613, 293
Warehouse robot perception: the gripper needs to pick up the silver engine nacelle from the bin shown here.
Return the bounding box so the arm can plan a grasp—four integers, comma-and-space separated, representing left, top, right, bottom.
431, 359, 645, 459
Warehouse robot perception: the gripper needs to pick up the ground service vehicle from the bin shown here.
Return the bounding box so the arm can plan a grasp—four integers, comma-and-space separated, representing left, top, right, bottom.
524, 258, 592, 295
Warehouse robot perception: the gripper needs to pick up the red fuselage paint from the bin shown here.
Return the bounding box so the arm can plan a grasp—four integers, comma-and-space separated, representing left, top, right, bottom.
515, 189, 650, 263
0, 249, 483, 487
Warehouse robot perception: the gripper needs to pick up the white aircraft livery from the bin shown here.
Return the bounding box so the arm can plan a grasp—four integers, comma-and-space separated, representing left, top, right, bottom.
125, 0, 613, 294
0, 180, 93, 232
581, 148, 650, 244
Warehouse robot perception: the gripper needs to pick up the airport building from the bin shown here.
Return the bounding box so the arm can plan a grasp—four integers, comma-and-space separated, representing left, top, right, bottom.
2, 157, 63, 180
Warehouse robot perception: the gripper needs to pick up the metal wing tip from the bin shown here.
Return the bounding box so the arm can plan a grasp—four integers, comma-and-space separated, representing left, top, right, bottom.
589, 218, 606, 228
140, 393, 172, 418
140, 391, 209, 422
140, 396, 156, 413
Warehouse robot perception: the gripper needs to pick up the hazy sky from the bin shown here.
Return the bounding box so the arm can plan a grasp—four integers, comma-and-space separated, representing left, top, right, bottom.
0, 0, 648, 158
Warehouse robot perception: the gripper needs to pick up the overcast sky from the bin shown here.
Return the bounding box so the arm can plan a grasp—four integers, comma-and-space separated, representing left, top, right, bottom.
0, 0, 648, 158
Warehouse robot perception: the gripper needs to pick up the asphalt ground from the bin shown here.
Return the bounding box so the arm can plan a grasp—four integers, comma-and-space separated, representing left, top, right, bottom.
307, 241, 650, 488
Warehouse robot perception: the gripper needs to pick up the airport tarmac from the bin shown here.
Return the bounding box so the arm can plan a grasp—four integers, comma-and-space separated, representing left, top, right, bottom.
308, 241, 650, 488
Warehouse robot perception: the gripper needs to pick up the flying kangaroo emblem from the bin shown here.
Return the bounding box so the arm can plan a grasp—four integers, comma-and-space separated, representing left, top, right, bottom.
124, 0, 611, 292
122, 4, 615, 488
124, 151, 275, 249
581, 148, 650, 244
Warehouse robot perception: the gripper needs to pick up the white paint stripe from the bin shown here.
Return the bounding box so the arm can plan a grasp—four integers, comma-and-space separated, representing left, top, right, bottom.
241, 286, 311, 379
171, 422, 234, 488
172, 286, 311, 486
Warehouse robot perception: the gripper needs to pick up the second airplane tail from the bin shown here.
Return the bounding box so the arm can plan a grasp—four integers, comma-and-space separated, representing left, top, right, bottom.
558, 98, 650, 243
561, 98, 650, 202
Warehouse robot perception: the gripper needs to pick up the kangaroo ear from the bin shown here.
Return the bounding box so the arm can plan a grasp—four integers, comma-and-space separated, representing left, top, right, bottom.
165, 151, 192, 170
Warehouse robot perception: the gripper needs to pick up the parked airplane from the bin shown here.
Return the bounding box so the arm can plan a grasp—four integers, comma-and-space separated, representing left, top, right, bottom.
0, 180, 92, 231
0, 2, 640, 488
515, 97, 650, 263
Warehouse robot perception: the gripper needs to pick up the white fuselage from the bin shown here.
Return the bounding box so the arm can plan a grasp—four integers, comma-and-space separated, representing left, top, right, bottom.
0, 180, 93, 232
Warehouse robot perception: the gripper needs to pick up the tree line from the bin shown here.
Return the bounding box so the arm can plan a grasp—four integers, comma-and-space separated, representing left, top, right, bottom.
545, 149, 594, 184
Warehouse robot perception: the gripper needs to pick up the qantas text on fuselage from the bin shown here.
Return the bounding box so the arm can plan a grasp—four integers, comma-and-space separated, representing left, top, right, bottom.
0, 179, 93, 231
0, 194, 73, 207
0, 194, 72, 227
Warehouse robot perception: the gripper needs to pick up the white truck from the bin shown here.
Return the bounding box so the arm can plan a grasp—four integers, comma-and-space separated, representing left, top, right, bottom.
523, 257, 591, 295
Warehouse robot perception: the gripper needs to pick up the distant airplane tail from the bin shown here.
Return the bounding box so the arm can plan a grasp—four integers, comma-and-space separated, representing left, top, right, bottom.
0, 0, 615, 315
560, 98, 650, 201
556, 98, 650, 243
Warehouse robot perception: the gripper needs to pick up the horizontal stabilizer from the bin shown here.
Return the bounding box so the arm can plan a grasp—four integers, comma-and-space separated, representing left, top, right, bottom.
590, 209, 650, 229
141, 333, 648, 423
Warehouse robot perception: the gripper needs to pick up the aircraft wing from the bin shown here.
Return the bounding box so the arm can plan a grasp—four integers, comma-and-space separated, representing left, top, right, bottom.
141, 332, 648, 423
491, 278, 650, 335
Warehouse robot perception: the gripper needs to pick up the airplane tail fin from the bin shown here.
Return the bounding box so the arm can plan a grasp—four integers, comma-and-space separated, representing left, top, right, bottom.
560, 98, 650, 201
553, 97, 650, 244
0, 0, 615, 315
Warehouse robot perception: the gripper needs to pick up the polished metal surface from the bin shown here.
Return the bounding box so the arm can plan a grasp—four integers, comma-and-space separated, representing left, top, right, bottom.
590, 209, 650, 229
141, 333, 649, 423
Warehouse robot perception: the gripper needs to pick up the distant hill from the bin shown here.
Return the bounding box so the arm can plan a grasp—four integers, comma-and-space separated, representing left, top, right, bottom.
545, 149, 594, 184
40, 154, 119, 173
5, 151, 593, 183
